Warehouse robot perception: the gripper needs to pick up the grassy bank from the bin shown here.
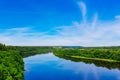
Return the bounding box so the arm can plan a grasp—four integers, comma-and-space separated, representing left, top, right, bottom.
53, 48, 120, 62
54, 54, 120, 70
71, 56, 119, 62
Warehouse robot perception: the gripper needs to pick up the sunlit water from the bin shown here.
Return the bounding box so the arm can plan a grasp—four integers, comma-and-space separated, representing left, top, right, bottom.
24, 53, 120, 80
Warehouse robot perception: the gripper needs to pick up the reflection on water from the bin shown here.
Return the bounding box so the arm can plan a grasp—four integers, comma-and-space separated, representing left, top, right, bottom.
55, 54, 120, 70
24, 53, 120, 80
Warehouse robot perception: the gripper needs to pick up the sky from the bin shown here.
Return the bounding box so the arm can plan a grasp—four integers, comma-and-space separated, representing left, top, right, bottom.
0, 0, 120, 46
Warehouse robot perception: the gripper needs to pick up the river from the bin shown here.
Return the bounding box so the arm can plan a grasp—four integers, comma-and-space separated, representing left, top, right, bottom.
24, 52, 120, 80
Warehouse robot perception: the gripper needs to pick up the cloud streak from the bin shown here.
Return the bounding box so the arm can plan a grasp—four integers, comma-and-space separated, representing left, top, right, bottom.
78, 1, 87, 25
0, 1, 120, 46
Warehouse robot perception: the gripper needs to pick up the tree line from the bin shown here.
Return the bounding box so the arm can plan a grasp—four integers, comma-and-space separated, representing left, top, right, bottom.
7, 46, 53, 57
53, 47, 120, 61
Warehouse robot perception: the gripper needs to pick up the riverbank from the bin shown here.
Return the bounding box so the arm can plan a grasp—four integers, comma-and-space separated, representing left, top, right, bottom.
54, 54, 120, 70
53, 48, 120, 62
1, 43, 120, 79
0, 43, 53, 80
71, 56, 120, 62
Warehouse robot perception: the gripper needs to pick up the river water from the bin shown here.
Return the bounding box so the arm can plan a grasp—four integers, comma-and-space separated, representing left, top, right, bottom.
24, 53, 120, 80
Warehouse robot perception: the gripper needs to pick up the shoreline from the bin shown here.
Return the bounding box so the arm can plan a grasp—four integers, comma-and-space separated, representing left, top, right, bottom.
71, 56, 120, 62
55, 54, 120, 62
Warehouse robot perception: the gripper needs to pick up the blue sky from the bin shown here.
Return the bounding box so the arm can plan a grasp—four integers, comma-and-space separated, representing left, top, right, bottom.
0, 0, 120, 46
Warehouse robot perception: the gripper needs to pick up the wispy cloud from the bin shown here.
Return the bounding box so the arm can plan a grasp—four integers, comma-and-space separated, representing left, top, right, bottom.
77, 1, 87, 25
8, 27, 29, 31
115, 15, 120, 19
0, 1, 120, 46
51, 1, 120, 46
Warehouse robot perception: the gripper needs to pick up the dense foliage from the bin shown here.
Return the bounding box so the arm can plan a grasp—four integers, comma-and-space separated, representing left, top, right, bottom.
55, 54, 120, 70
0, 43, 24, 80
0, 43, 7, 51
53, 48, 120, 61
7, 46, 53, 57
1, 43, 120, 79
0, 43, 53, 80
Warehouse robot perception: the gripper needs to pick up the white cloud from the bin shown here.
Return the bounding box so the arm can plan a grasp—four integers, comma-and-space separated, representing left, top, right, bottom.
91, 13, 98, 30
8, 27, 29, 31
77, 1, 87, 24
78, 1, 86, 17
0, 1, 120, 46
115, 15, 120, 19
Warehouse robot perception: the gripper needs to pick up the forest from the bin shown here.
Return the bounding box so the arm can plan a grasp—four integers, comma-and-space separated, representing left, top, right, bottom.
53, 47, 120, 62
0, 43, 52, 80
0, 43, 24, 80
1, 43, 120, 79
7, 46, 53, 57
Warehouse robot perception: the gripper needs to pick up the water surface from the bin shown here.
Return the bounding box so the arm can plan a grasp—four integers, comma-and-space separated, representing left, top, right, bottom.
24, 53, 120, 80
